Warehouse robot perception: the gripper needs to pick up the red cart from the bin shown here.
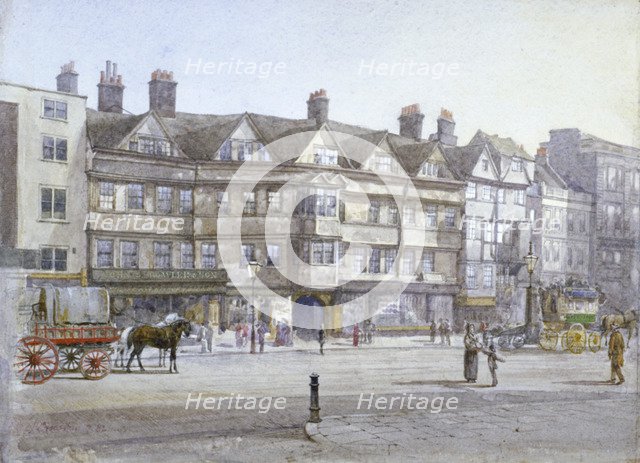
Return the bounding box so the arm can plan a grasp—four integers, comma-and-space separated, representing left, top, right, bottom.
14, 286, 119, 384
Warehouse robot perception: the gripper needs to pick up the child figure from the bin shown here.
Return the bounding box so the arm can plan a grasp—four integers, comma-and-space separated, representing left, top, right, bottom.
483, 344, 505, 387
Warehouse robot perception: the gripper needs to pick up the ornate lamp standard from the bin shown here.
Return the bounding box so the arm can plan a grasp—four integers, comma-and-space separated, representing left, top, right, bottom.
523, 241, 539, 341
247, 260, 263, 354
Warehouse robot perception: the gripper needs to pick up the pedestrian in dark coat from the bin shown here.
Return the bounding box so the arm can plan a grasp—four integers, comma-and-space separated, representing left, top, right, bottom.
463, 324, 482, 383
608, 323, 625, 384
430, 320, 437, 343
353, 323, 359, 347
318, 328, 325, 355
257, 321, 267, 353
438, 319, 446, 344
482, 343, 505, 386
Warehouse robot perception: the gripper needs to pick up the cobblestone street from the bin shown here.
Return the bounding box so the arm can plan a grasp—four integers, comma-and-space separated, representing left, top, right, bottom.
6, 335, 638, 462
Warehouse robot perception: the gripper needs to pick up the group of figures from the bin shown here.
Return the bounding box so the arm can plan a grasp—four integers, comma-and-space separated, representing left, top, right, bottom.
463, 323, 505, 387
429, 319, 453, 345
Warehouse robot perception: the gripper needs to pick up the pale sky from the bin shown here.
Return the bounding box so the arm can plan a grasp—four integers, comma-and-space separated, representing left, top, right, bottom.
0, 0, 638, 150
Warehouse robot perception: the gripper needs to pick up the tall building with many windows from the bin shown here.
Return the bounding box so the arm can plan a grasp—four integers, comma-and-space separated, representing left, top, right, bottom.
0, 62, 88, 282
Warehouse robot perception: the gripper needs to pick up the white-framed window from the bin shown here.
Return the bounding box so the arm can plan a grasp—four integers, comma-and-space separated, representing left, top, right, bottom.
268, 191, 281, 212
403, 206, 415, 225
466, 182, 476, 199
243, 192, 256, 215
121, 241, 138, 269
375, 155, 392, 172
467, 218, 477, 240
313, 189, 337, 217
98, 181, 115, 210
444, 208, 456, 228
96, 239, 114, 268
219, 140, 232, 160
466, 265, 476, 288
217, 191, 229, 214
139, 136, 170, 156
267, 244, 280, 266
401, 250, 415, 275
311, 241, 334, 265
179, 189, 193, 214
201, 243, 217, 269
422, 251, 435, 273
425, 205, 437, 227
180, 242, 194, 269
314, 147, 338, 165
238, 141, 253, 161
368, 248, 381, 274
127, 184, 144, 210
384, 248, 397, 273
154, 242, 172, 269
514, 190, 525, 205
482, 185, 492, 201
483, 221, 493, 243
352, 247, 366, 274
497, 188, 505, 203
387, 204, 399, 225
40, 187, 66, 220
156, 186, 173, 214
483, 265, 493, 288
41, 247, 67, 271
511, 158, 523, 172
43, 99, 67, 120
368, 200, 380, 223
42, 136, 67, 161
421, 162, 439, 177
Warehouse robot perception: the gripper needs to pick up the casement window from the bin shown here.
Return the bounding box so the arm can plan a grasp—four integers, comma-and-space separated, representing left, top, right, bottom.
368, 200, 380, 223
422, 251, 435, 273
484, 222, 494, 243
42, 136, 67, 161
314, 147, 338, 165
201, 243, 217, 269
154, 242, 172, 269
421, 162, 439, 177
217, 191, 229, 214
267, 244, 280, 266
466, 182, 476, 199
444, 208, 456, 228
388, 204, 399, 225
384, 248, 397, 273
466, 265, 476, 288
238, 141, 253, 161
127, 184, 144, 210
368, 248, 381, 274
403, 206, 415, 225
482, 185, 492, 201
375, 155, 392, 172
268, 191, 281, 212
314, 190, 337, 217
121, 241, 139, 269
467, 218, 477, 240
352, 247, 366, 274
511, 158, 523, 172
156, 186, 173, 214
219, 140, 232, 160
40, 187, 66, 220
96, 240, 114, 268
514, 190, 525, 205
241, 244, 255, 265
401, 250, 415, 275
139, 136, 170, 156
606, 166, 622, 191
497, 188, 505, 203
425, 205, 437, 228
483, 265, 493, 288
179, 189, 193, 214
243, 192, 256, 215
180, 242, 194, 269
257, 143, 270, 161
99, 182, 115, 210
41, 247, 67, 271
311, 241, 334, 265
43, 99, 67, 120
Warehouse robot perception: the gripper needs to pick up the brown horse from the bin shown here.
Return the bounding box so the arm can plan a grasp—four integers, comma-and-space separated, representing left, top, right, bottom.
126, 319, 191, 373
601, 310, 637, 347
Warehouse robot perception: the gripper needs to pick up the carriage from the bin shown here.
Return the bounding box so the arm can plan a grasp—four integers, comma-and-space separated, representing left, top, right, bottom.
14, 286, 119, 384
537, 287, 601, 354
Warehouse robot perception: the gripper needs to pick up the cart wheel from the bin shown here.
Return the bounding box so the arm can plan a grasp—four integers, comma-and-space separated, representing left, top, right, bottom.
59, 346, 83, 372
560, 332, 569, 351
497, 335, 509, 349
79, 349, 111, 380
539, 330, 558, 351
512, 335, 525, 349
566, 330, 586, 354
14, 336, 59, 385
588, 332, 601, 353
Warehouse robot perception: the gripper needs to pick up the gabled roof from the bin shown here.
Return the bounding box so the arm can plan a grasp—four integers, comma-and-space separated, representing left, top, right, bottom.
442, 143, 487, 179
471, 130, 534, 161
86, 109, 148, 149
392, 140, 440, 176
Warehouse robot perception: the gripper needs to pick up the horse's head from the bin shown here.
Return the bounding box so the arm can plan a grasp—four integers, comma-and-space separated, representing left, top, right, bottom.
169, 318, 192, 338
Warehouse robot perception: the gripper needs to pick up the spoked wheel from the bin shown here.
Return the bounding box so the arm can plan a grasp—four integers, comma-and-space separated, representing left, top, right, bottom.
539, 330, 559, 351
498, 335, 510, 349
566, 330, 586, 354
79, 349, 111, 380
512, 335, 525, 349
14, 336, 59, 385
588, 332, 602, 353
59, 346, 83, 372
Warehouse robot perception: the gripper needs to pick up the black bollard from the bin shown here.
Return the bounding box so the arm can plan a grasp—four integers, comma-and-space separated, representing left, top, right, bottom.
308, 373, 321, 423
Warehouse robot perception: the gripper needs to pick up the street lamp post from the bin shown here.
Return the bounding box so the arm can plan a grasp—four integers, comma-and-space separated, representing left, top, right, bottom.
248, 260, 263, 354
523, 241, 539, 342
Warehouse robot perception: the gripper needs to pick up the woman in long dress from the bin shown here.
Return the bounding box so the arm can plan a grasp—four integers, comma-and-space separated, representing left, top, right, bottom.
464, 323, 482, 382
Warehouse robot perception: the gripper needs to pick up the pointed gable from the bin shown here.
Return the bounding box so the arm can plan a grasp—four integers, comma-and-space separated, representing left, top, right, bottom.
114, 111, 184, 157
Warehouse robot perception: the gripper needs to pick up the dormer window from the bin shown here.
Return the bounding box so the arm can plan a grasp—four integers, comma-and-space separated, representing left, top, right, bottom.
132, 136, 171, 156
421, 162, 439, 177
314, 147, 338, 165
219, 140, 232, 160
374, 155, 392, 172
238, 141, 253, 161
511, 158, 523, 172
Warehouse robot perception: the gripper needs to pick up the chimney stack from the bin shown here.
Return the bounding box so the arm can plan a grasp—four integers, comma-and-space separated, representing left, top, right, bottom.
56, 61, 78, 94
97, 60, 125, 113
428, 108, 457, 146
536, 147, 547, 157
149, 69, 177, 118
398, 104, 424, 140
307, 89, 329, 126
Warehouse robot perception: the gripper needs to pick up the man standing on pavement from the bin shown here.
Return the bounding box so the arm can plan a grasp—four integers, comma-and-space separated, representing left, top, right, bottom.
353, 323, 360, 347
608, 323, 625, 385
318, 326, 325, 355
430, 320, 437, 343
438, 319, 445, 345
257, 320, 268, 353
444, 319, 452, 346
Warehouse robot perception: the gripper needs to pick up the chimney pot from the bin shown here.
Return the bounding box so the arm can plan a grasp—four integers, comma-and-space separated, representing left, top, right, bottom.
56, 60, 79, 94
537, 147, 547, 156
307, 88, 329, 126
149, 68, 178, 118
98, 60, 125, 113
398, 103, 424, 140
